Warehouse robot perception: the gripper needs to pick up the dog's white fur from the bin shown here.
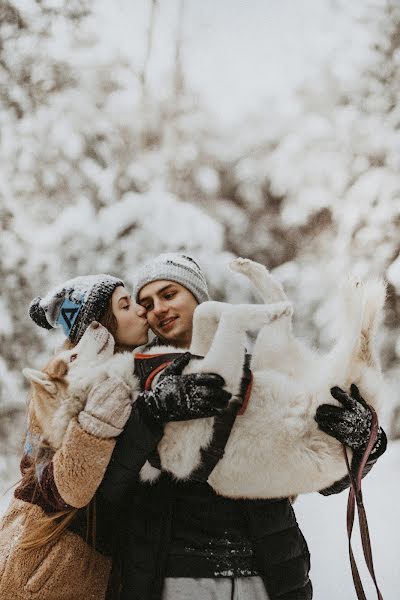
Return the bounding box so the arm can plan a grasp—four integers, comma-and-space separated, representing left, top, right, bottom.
23, 325, 137, 449
24, 258, 386, 499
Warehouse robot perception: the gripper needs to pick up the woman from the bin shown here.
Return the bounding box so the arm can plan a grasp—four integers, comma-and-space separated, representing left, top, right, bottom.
0, 274, 230, 600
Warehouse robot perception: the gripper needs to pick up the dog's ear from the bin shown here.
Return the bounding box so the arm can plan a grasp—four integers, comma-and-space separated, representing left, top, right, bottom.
22, 368, 57, 394
45, 358, 68, 381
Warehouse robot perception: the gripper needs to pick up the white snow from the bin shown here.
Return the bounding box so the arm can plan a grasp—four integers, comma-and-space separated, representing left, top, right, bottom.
296, 440, 400, 600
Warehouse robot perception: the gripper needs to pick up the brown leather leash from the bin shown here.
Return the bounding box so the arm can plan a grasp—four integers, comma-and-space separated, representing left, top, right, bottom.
343, 405, 383, 600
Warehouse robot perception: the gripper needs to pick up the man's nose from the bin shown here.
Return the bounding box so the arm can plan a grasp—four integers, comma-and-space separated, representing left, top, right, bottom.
153, 299, 166, 316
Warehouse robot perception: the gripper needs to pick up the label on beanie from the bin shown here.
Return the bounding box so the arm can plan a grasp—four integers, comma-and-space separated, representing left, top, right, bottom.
56, 295, 84, 336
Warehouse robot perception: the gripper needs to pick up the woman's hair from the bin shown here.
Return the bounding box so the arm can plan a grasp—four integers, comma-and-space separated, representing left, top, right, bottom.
100, 296, 119, 340
20, 291, 124, 550
19, 431, 81, 550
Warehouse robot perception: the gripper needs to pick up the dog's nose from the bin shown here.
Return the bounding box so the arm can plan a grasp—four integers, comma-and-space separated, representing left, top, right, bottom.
91, 321, 100, 329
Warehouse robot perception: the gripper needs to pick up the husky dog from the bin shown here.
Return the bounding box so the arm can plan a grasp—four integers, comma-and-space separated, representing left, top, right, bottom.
23, 325, 136, 450
23, 258, 386, 499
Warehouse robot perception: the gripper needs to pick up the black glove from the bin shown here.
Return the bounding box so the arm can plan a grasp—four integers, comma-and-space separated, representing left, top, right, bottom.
315, 383, 384, 454
135, 352, 231, 425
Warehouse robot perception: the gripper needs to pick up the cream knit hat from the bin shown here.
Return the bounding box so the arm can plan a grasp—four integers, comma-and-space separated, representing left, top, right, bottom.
133, 253, 209, 304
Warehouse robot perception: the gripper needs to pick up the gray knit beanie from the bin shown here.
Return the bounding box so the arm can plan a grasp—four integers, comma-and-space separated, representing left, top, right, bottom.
133, 253, 209, 304
29, 274, 124, 343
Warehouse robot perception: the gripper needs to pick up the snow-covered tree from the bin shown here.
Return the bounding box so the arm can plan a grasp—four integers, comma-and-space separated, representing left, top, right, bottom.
0, 1, 254, 409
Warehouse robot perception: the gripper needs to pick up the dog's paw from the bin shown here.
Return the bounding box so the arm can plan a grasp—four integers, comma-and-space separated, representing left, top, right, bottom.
266, 301, 293, 323
230, 257, 266, 276
139, 461, 162, 483
281, 303, 293, 319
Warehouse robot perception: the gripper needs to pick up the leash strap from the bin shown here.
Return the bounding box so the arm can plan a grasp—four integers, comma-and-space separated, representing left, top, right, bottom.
188, 395, 244, 483
184, 354, 253, 484
344, 406, 383, 600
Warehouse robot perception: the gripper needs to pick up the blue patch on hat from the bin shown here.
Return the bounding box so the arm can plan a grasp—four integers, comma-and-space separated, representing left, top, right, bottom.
24, 437, 33, 456
56, 295, 84, 337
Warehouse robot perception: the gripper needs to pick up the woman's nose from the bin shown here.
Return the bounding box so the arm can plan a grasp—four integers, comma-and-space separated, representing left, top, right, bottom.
135, 305, 147, 318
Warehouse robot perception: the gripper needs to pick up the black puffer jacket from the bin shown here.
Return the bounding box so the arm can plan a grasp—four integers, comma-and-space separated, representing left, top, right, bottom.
100, 433, 312, 600
108, 475, 312, 600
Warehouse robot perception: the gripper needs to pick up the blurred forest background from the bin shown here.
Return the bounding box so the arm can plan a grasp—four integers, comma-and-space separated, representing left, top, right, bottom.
1, 0, 400, 509
1, 2, 400, 596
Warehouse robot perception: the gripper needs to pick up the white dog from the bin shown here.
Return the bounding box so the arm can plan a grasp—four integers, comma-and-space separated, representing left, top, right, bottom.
23, 259, 386, 499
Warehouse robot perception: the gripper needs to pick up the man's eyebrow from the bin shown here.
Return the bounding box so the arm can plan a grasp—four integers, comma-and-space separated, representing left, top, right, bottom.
158, 284, 176, 294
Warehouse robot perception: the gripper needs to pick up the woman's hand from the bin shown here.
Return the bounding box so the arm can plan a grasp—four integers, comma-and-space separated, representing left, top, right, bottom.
135, 352, 231, 425
78, 375, 133, 438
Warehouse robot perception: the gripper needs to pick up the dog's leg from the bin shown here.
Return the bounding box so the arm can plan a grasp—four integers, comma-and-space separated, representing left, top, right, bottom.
230, 258, 288, 304
196, 302, 292, 396
230, 259, 298, 373
319, 277, 372, 390
325, 277, 387, 411
190, 299, 290, 357
190, 301, 234, 357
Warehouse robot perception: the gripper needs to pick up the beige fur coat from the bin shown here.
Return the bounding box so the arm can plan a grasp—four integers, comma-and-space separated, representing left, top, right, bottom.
0, 419, 115, 600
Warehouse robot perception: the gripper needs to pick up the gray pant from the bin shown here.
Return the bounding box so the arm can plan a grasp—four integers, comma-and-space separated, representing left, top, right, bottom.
162, 577, 270, 600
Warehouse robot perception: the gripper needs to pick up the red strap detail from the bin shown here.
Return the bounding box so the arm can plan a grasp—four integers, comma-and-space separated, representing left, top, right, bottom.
144, 362, 172, 391
141, 354, 254, 415
135, 353, 169, 359
238, 371, 253, 416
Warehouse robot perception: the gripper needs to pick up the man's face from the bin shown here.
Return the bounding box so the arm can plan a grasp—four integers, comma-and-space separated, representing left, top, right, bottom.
138, 280, 198, 348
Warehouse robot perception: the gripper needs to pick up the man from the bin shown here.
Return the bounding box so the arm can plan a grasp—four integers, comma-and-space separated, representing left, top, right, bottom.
100, 253, 386, 600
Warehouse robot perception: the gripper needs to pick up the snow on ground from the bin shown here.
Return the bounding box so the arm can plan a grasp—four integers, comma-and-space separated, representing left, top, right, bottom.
1, 440, 398, 599
295, 440, 400, 600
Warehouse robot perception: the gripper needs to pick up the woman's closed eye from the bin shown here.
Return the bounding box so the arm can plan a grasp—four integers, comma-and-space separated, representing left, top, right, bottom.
118, 294, 132, 311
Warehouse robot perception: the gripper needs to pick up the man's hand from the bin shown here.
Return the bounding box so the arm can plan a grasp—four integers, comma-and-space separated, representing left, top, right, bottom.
135, 352, 231, 424
315, 383, 383, 453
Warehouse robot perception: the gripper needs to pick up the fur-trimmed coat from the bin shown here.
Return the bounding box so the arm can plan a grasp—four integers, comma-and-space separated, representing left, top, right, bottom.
0, 418, 116, 600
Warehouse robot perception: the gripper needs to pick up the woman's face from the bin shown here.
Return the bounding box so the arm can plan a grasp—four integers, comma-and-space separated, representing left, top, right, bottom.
111, 286, 149, 348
